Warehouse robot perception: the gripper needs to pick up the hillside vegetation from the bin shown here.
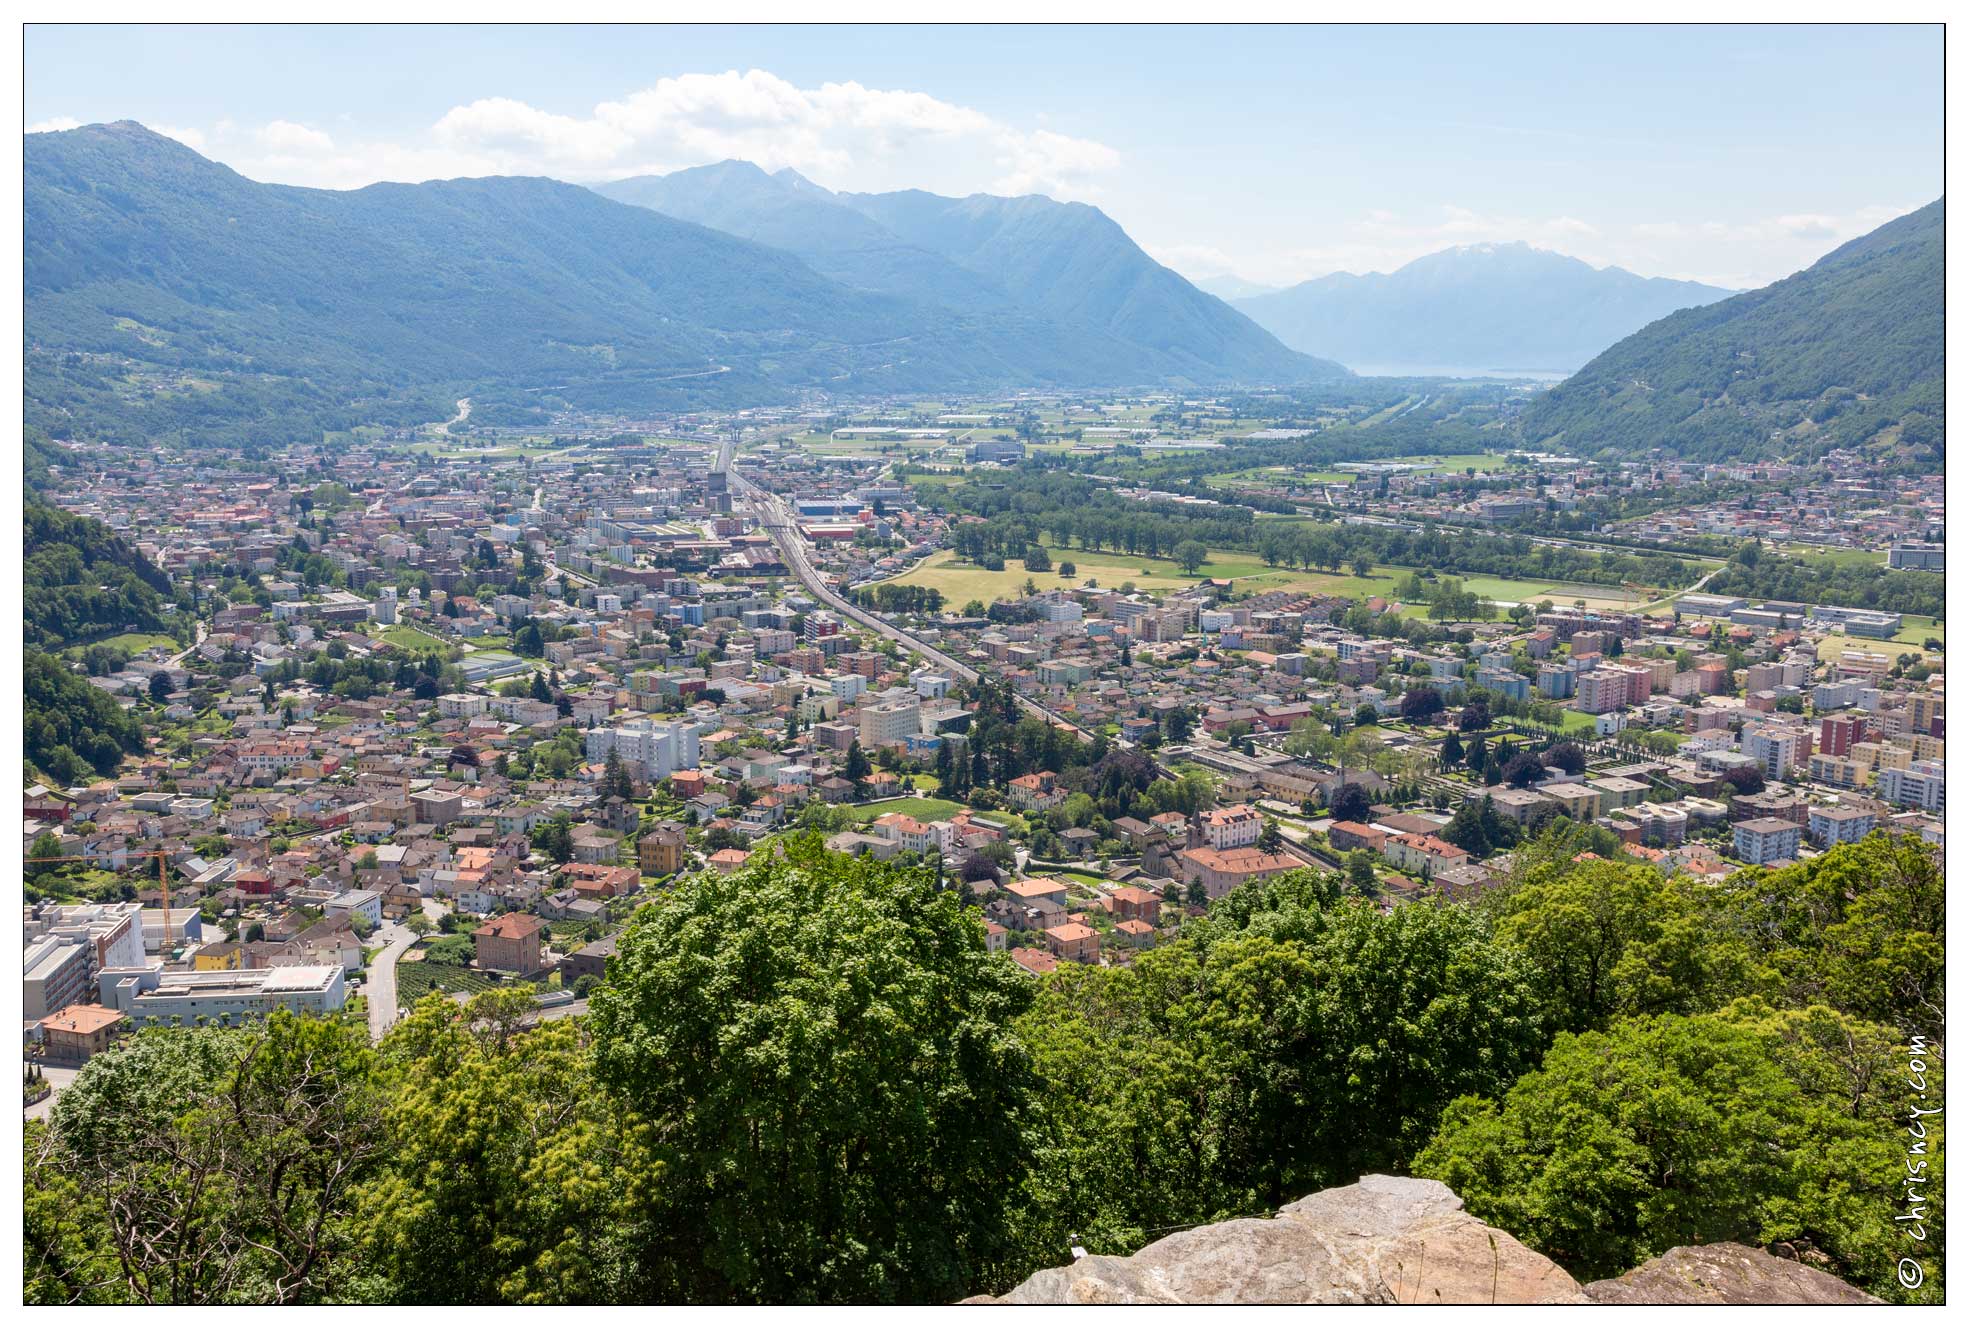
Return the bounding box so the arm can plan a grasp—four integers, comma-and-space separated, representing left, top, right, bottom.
1519, 200, 1943, 462
25, 648, 151, 784
25, 496, 174, 650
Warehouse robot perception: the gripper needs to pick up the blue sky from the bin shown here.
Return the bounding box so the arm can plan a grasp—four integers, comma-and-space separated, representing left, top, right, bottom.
25, 23, 1943, 289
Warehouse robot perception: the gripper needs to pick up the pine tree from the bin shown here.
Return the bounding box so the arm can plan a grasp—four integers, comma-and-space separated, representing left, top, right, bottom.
603, 749, 633, 799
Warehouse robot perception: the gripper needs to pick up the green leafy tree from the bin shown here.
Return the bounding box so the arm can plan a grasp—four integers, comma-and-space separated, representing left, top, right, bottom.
356, 994, 655, 1302
1345, 850, 1379, 896
586, 837, 1042, 1302
1019, 891, 1545, 1255
1416, 1001, 1942, 1302
1486, 859, 1734, 1031
1704, 834, 1945, 1030
28, 1013, 387, 1304
530, 814, 575, 865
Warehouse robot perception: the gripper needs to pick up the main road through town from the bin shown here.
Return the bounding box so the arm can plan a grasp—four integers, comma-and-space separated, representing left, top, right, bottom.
725, 463, 1344, 878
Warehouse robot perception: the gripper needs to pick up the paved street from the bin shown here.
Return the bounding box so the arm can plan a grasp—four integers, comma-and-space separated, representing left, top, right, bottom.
23, 1063, 80, 1123
365, 919, 417, 1041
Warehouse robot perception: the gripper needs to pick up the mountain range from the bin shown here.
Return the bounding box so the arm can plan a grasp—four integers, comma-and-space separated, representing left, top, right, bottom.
1520, 198, 1943, 462
1231, 243, 1737, 375
25, 123, 1337, 448
22, 123, 1943, 468
595, 160, 1334, 385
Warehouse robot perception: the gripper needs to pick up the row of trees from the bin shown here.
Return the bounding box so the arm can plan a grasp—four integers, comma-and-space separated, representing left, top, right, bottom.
844, 583, 946, 615
924, 469, 1702, 593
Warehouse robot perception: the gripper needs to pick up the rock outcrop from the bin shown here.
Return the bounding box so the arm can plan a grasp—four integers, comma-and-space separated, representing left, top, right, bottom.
1584, 1244, 1882, 1305
978, 1178, 1881, 1305
981, 1175, 1586, 1304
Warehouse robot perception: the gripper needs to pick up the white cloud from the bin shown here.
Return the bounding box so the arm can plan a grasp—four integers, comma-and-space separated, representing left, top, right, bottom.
26, 116, 80, 134
152, 124, 208, 152
257, 119, 336, 154
991, 128, 1121, 198
181, 68, 1122, 203
434, 97, 630, 172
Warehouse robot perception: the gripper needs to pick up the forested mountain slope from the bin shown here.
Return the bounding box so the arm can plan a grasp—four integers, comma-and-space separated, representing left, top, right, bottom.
28, 124, 1337, 452
602, 159, 1342, 382
1518, 200, 1943, 462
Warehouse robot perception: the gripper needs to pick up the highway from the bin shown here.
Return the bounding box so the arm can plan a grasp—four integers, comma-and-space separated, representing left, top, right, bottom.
726, 460, 1350, 879
727, 466, 1108, 744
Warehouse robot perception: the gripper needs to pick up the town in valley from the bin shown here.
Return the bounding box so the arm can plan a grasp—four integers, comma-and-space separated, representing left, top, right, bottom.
26, 390, 1944, 1060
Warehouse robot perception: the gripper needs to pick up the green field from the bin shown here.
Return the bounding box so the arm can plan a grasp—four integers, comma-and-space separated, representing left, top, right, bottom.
888, 549, 1200, 601
1777, 544, 1891, 568
778, 428, 963, 458
888, 545, 1657, 611
1900, 614, 1945, 646
1453, 574, 1646, 610
850, 796, 967, 823
62, 632, 178, 659
1396, 452, 1523, 473
377, 624, 450, 651
1816, 616, 1944, 663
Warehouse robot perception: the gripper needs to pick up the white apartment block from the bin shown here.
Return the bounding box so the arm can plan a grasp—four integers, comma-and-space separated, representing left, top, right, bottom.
1878, 760, 1945, 812
583, 719, 704, 781
96, 962, 347, 1026
1741, 725, 1805, 780
858, 700, 922, 748
1733, 818, 1802, 866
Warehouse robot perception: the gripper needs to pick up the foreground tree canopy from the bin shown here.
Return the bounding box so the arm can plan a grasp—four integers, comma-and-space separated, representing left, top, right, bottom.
24, 832, 1944, 1304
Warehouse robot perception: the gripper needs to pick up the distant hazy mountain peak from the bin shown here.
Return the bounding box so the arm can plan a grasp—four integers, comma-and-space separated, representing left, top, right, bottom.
770, 165, 833, 196
654, 158, 777, 185
1235, 239, 1737, 375
1192, 274, 1283, 301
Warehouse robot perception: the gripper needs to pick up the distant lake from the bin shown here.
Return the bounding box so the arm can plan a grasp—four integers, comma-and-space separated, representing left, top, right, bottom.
1349, 364, 1570, 383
